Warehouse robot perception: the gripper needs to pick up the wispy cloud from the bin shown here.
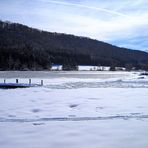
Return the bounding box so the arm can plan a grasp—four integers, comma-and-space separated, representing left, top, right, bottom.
39, 0, 130, 18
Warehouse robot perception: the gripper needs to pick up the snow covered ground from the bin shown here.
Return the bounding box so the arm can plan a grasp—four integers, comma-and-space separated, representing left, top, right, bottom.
0, 71, 148, 148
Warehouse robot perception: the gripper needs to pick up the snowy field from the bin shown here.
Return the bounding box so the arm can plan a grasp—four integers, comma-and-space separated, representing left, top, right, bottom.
0, 71, 148, 148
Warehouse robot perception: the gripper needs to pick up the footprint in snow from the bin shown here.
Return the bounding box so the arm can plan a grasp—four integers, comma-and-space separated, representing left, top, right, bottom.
31, 109, 42, 113
69, 104, 79, 108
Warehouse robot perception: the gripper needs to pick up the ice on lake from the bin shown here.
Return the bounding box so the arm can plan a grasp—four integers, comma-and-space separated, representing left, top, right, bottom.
0, 71, 148, 148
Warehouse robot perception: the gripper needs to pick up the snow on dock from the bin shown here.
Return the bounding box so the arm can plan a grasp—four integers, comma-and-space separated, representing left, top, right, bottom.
0, 79, 43, 89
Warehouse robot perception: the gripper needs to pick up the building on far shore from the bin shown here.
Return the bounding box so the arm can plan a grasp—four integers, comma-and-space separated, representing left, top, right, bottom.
51, 65, 113, 71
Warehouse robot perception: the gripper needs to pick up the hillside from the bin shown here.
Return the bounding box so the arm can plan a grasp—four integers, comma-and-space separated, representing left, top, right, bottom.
0, 20, 148, 70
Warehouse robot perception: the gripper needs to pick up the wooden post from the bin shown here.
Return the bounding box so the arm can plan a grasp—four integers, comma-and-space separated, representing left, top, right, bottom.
29, 79, 31, 85
4, 79, 6, 83
16, 79, 18, 84
41, 80, 43, 86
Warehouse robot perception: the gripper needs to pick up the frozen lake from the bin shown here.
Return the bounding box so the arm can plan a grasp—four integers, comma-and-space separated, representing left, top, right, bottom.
0, 71, 148, 148
0, 71, 128, 79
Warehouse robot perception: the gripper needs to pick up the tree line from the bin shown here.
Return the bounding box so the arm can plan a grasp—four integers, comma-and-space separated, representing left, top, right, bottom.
0, 20, 148, 71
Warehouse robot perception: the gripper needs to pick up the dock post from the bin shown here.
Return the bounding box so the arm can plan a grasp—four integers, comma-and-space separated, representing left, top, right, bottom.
41, 80, 43, 86
16, 79, 18, 84
29, 79, 31, 85
4, 79, 6, 83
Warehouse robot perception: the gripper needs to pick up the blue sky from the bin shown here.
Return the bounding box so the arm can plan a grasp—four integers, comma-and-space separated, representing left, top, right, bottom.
0, 0, 148, 51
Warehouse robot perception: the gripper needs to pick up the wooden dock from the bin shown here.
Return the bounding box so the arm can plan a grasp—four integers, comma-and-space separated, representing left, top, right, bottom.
0, 79, 43, 89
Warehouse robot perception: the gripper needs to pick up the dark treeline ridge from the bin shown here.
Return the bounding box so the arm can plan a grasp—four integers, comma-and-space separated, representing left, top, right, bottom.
0, 20, 148, 70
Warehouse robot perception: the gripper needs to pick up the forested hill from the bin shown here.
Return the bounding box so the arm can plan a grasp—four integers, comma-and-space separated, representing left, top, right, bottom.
0, 20, 148, 70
